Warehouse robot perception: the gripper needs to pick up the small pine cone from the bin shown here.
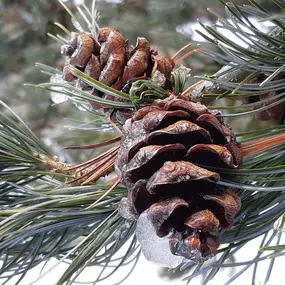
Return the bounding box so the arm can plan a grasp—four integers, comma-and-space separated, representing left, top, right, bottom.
60, 28, 175, 102
116, 95, 242, 263
246, 74, 285, 122
249, 91, 285, 122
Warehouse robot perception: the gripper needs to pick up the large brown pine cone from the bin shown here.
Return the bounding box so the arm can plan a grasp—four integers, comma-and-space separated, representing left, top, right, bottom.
61, 29, 175, 96
116, 95, 242, 263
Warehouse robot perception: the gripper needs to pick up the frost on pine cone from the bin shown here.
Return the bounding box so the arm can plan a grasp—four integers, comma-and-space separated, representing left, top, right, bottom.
61, 28, 175, 94
116, 95, 242, 263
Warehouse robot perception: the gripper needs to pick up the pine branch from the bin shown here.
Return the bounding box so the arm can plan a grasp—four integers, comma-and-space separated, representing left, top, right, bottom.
188, 1, 285, 103
2, 1, 285, 285
0, 100, 137, 285
0, 100, 73, 181
0, 92, 137, 284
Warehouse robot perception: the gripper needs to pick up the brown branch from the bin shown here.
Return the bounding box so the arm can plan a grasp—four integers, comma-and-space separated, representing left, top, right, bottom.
35, 154, 75, 176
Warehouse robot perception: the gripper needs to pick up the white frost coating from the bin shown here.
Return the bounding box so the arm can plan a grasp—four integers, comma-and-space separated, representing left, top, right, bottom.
114, 220, 132, 240
62, 0, 84, 5
151, 70, 166, 87
136, 210, 185, 268
50, 74, 69, 104
118, 198, 138, 221
71, 17, 84, 32
72, 101, 93, 112
175, 64, 191, 78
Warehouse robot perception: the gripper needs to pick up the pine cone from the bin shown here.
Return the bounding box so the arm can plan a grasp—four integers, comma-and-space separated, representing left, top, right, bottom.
247, 74, 285, 122
116, 95, 242, 263
61, 29, 175, 97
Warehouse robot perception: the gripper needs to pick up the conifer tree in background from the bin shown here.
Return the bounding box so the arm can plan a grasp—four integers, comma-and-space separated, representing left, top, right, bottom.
1, 0, 285, 284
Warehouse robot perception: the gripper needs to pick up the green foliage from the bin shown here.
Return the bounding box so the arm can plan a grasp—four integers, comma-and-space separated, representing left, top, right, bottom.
0, 99, 136, 285
1, 0, 285, 285
196, 0, 285, 99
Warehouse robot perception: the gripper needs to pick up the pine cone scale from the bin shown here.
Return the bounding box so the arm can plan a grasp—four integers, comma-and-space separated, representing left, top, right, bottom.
186, 144, 238, 168
156, 97, 210, 116
61, 32, 78, 57
99, 45, 125, 86
122, 38, 150, 84
195, 114, 235, 144
98, 27, 120, 43
126, 144, 186, 180
70, 32, 94, 68
85, 54, 101, 81
169, 231, 219, 262
148, 197, 189, 237
202, 188, 241, 229
99, 30, 125, 67
185, 210, 220, 235
147, 120, 212, 148
139, 110, 190, 132
128, 179, 159, 215
146, 161, 220, 195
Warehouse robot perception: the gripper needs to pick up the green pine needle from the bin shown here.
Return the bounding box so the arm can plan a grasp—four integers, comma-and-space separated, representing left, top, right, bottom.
2, 0, 285, 285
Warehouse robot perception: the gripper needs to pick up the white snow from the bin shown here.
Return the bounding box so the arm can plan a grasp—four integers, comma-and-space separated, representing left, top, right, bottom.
71, 17, 84, 32
135, 210, 185, 268
49, 74, 69, 104
118, 198, 138, 221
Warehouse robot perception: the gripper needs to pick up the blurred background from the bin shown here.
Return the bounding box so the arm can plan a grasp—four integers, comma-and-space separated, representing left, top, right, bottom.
0, 0, 276, 154
0, 0, 283, 284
